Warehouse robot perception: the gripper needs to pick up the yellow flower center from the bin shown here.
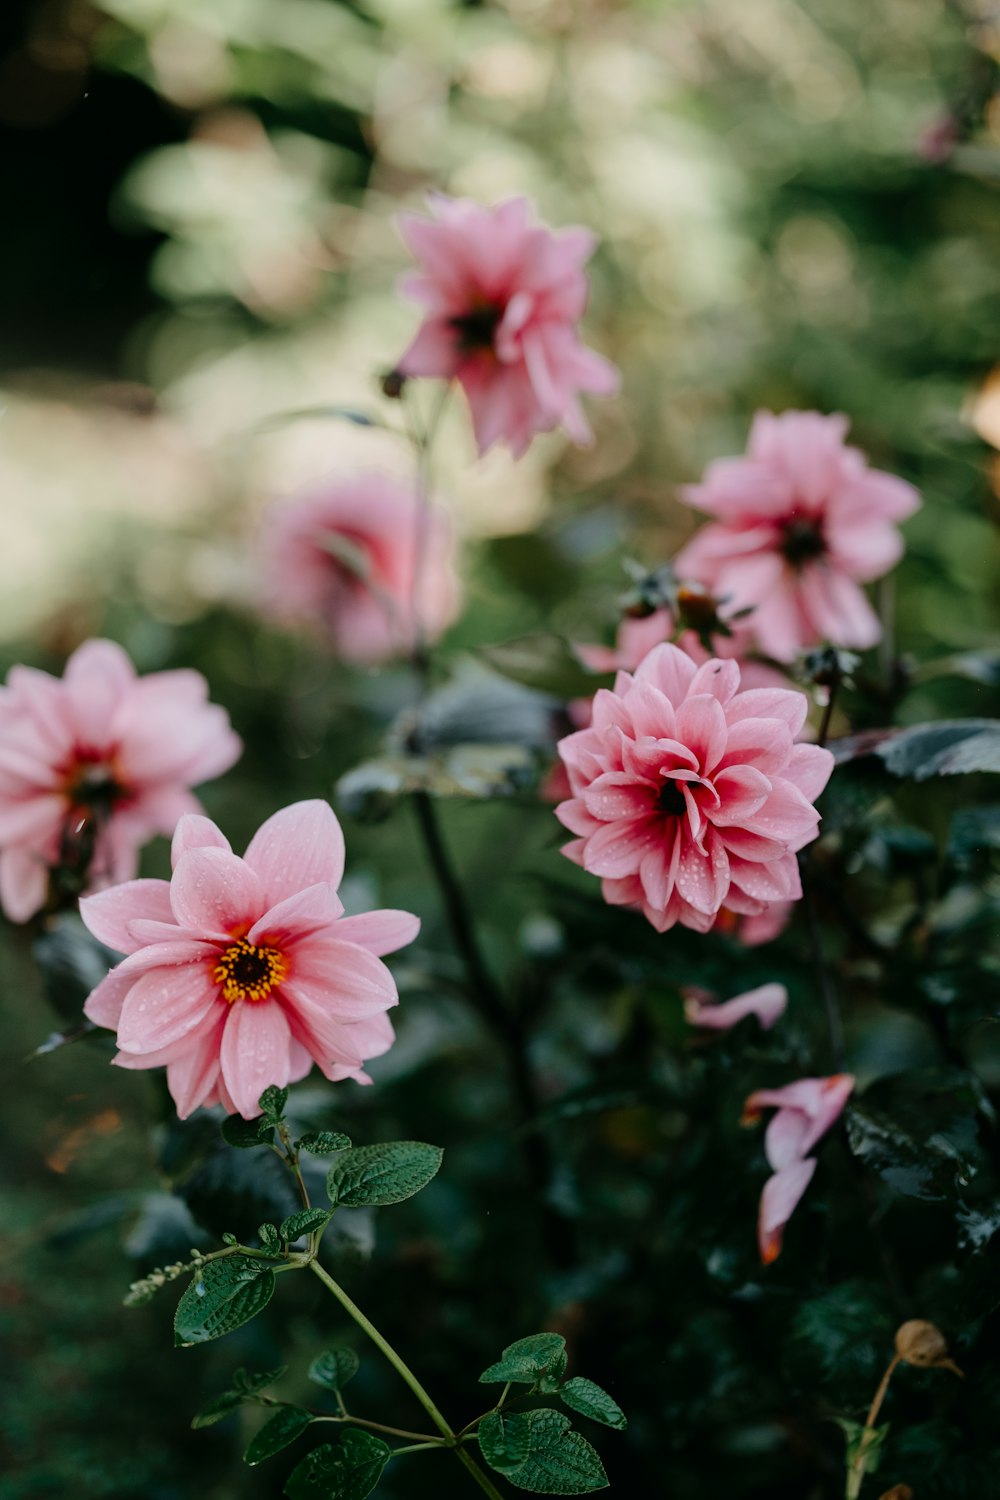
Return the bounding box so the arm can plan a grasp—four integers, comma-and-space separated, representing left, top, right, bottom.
214, 939, 288, 1004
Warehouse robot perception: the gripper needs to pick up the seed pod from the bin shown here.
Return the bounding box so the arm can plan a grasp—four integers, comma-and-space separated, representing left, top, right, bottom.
894, 1320, 963, 1376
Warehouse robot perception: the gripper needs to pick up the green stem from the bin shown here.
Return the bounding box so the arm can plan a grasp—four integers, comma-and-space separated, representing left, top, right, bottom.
313, 1415, 442, 1444
307, 1259, 506, 1500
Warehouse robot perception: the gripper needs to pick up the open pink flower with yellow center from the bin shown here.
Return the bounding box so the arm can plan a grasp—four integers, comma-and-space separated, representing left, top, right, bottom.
80, 800, 418, 1119
555, 644, 833, 933
0, 639, 240, 923
743, 1074, 855, 1263
395, 194, 619, 457
259, 470, 460, 663
676, 411, 920, 663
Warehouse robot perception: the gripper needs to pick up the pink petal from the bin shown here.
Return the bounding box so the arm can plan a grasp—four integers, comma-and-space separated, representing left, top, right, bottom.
116, 963, 219, 1054
728, 852, 802, 903
725, 688, 808, 738
80, 879, 175, 955
172, 813, 232, 867
63, 638, 134, 751
716, 718, 794, 777
582, 772, 656, 822
0, 792, 66, 845
687, 658, 741, 705
243, 800, 346, 906
711, 765, 772, 825
0, 845, 49, 922
675, 695, 729, 775
758, 1159, 817, 1264
285, 939, 399, 1018
333, 909, 421, 957
170, 848, 264, 938
248, 883, 344, 947
220, 1000, 294, 1119
633, 643, 698, 704
167, 1021, 226, 1119
685, 981, 787, 1032
782, 743, 834, 801
675, 832, 730, 916
583, 815, 662, 878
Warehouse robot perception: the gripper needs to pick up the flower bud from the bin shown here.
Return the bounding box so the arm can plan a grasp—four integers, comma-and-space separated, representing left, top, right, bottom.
894, 1319, 963, 1376
381, 368, 407, 399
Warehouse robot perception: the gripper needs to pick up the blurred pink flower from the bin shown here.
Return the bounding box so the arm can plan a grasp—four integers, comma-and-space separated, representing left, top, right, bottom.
743, 1073, 855, 1263
80, 800, 418, 1119
395, 194, 619, 457
685, 982, 787, 1031
575, 607, 791, 692
259, 471, 460, 662
715, 900, 794, 946
555, 644, 833, 933
0, 640, 240, 923
676, 411, 920, 663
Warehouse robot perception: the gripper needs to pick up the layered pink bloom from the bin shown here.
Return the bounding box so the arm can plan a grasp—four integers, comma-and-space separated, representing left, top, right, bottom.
80, 801, 418, 1119
685, 982, 787, 1031
555, 644, 833, 933
395, 194, 619, 457
0, 640, 240, 923
676, 411, 920, 663
259, 471, 460, 663
743, 1074, 855, 1263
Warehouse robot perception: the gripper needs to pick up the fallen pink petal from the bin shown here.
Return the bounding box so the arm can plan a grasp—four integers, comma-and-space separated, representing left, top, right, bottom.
684, 981, 788, 1030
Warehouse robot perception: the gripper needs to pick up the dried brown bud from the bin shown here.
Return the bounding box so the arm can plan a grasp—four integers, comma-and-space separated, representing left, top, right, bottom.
675, 581, 720, 631
380, 369, 407, 400
877, 1486, 913, 1500
894, 1320, 963, 1376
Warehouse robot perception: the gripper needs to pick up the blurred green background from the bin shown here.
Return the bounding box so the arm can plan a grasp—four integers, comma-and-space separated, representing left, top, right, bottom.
4, 1, 1000, 1497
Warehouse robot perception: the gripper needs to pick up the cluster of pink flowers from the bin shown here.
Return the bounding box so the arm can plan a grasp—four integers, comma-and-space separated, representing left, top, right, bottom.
555, 643, 833, 934
677, 410, 920, 663
395, 194, 619, 458
259, 471, 461, 664
743, 1074, 855, 1263
0, 640, 240, 923
81, 800, 419, 1119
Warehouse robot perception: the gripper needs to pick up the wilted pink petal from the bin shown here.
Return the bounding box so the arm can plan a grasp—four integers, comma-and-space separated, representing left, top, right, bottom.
259, 470, 460, 663
555, 643, 833, 933
80, 800, 419, 1119
0, 639, 241, 923
394, 194, 618, 458
685, 982, 787, 1031
758, 1158, 817, 1264
676, 411, 920, 662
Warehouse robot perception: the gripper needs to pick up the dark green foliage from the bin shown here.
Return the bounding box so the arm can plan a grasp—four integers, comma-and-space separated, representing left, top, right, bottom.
173, 1257, 276, 1347
308, 1349, 361, 1392
479, 1333, 568, 1386
478, 1410, 608, 1494
325, 1142, 443, 1208
283, 1433, 390, 1500
244, 1406, 313, 1466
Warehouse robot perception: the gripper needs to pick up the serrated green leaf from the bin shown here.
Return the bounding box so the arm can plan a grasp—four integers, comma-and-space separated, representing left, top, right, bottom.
479, 1412, 532, 1470
326, 1142, 443, 1208
283, 1432, 390, 1499
244, 1406, 313, 1466
222, 1115, 274, 1149
479, 1409, 608, 1494
308, 1348, 360, 1392
174, 1256, 275, 1346
560, 1378, 627, 1431
537, 1348, 568, 1393
259, 1086, 289, 1121
221, 1232, 238, 1245
280, 1209, 331, 1240
258, 1222, 281, 1254
191, 1389, 245, 1429
297, 1131, 352, 1156
479, 1332, 567, 1385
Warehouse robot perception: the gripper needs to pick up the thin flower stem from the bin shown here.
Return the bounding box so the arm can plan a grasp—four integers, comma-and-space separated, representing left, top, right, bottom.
307, 1259, 506, 1500
313, 1415, 443, 1444
845, 1353, 901, 1499
391, 1442, 444, 1456
276, 1122, 311, 1211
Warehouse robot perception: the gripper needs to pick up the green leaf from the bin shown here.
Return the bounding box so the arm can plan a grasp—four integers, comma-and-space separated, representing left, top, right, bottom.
280, 1209, 331, 1240
221, 1232, 238, 1245
833, 719, 1000, 780
244, 1406, 313, 1466
233, 1365, 287, 1394
283, 1432, 390, 1500
479, 1409, 608, 1494
174, 1256, 276, 1346
308, 1348, 360, 1392
191, 1389, 245, 1429
326, 1142, 443, 1208
537, 1348, 568, 1393
560, 1378, 627, 1430
259, 1086, 289, 1121
836, 1417, 890, 1477
222, 1115, 274, 1149
479, 1412, 532, 1470
297, 1131, 352, 1156
258, 1222, 281, 1254
479, 1332, 568, 1385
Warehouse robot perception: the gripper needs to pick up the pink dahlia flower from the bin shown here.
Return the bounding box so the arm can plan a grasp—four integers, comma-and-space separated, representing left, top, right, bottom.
555, 644, 833, 933
0, 640, 240, 923
675, 411, 920, 663
259, 470, 460, 663
395, 194, 619, 457
743, 1073, 855, 1263
80, 800, 418, 1119
685, 982, 787, 1031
